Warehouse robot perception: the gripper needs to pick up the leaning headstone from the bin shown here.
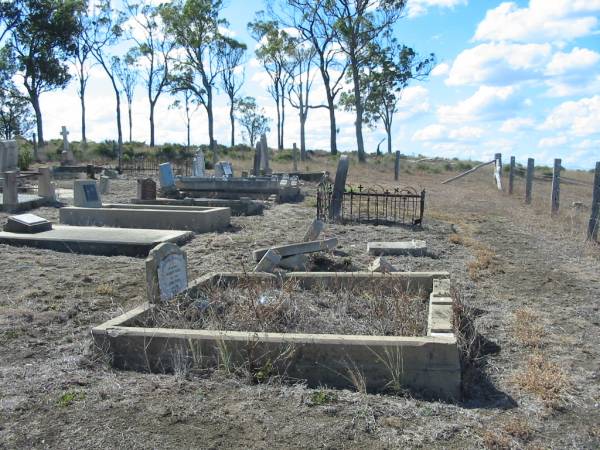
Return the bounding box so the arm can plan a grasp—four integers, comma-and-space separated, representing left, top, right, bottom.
369, 257, 397, 273
259, 134, 270, 173
303, 219, 325, 242
2, 171, 18, 209
73, 179, 102, 208
159, 162, 175, 190
38, 167, 55, 199
214, 161, 233, 179
253, 142, 261, 176
192, 150, 205, 177
60, 126, 75, 165
0, 140, 18, 172
330, 156, 349, 220
99, 175, 110, 194
4, 213, 52, 233
254, 248, 281, 273
146, 242, 188, 303
137, 178, 157, 200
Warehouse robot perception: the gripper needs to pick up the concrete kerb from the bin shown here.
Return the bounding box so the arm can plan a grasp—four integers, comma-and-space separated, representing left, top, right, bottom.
92, 271, 460, 400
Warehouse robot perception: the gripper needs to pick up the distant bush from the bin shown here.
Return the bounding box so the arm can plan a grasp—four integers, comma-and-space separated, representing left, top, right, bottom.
18, 148, 32, 170
456, 161, 474, 171
94, 140, 118, 159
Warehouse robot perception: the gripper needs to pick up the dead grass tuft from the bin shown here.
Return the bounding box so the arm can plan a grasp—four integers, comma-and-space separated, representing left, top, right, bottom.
512, 308, 545, 348
95, 283, 117, 296
513, 352, 569, 409
503, 418, 533, 442
447, 233, 498, 280
482, 429, 512, 450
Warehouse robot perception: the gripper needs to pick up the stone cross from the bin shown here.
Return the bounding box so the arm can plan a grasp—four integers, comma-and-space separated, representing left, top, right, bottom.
60, 126, 74, 165
146, 242, 188, 303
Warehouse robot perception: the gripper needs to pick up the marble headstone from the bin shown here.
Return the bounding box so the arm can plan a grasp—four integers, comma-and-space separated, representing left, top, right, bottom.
159, 162, 175, 189
145, 242, 188, 303
192, 151, 205, 177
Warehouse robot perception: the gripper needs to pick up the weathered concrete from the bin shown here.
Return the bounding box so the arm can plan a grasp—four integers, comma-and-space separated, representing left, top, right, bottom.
303, 219, 325, 242
367, 240, 427, 256
254, 249, 282, 273
59, 204, 230, 233
175, 177, 301, 202
369, 257, 397, 273
278, 254, 309, 271
253, 238, 338, 262
93, 271, 459, 399
0, 225, 192, 257
0, 193, 55, 213
131, 197, 264, 216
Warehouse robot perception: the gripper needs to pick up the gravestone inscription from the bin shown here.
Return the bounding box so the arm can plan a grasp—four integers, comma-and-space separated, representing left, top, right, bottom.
73, 180, 102, 208
146, 242, 188, 303
137, 178, 157, 200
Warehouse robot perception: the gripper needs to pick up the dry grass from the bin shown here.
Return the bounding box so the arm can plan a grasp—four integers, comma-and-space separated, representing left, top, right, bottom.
481, 418, 533, 449
513, 352, 570, 409
512, 308, 545, 348
448, 233, 498, 280
95, 283, 117, 296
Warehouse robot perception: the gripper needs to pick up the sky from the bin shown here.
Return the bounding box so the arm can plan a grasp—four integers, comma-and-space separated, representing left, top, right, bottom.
37, 0, 600, 169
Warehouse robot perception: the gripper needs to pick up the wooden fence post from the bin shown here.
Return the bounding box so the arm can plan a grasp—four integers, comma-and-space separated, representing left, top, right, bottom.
508, 156, 515, 195
394, 151, 400, 182
525, 158, 534, 204
494, 153, 503, 190
587, 161, 600, 241
292, 143, 298, 172
551, 158, 561, 215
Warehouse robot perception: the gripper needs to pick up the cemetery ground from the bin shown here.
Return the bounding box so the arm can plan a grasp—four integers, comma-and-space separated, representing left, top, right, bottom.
1, 154, 599, 448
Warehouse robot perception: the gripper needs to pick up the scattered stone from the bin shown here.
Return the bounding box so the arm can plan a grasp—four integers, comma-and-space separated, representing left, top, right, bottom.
254, 248, 282, 273
3, 213, 52, 233
253, 238, 338, 262
367, 240, 426, 256
368, 257, 397, 273
303, 219, 325, 242
146, 242, 188, 303
73, 180, 102, 208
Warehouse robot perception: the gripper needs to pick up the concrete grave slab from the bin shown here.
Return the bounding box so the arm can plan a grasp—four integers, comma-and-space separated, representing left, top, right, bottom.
369, 257, 397, 273
253, 238, 338, 262
254, 248, 281, 273
131, 197, 264, 216
0, 225, 192, 257
59, 204, 230, 233
3, 214, 52, 233
367, 240, 427, 256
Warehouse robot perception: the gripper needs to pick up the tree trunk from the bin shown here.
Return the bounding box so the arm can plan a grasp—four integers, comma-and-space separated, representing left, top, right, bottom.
300, 111, 307, 161
110, 79, 123, 170
149, 101, 155, 147
327, 93, 338, 156
128, 101, 133, 143
229, 101, 235, 147
80, 78, 87, 144
280, 95, 285, 150
207, 86, 215, 160
350, 55, 365, 162
30, 93, 44, 146
386, 124, 392, 155
275, 93, 281, 151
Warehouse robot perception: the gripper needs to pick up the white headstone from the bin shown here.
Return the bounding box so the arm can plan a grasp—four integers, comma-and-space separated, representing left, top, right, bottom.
73, 180, 102, 208
192, 151, 205, 177
159, 162, 175, 189
38, 167, 55, 199
146, 242, 188, 303
2, 171, 18, 208
60, 126, 75, 164
214, 161, 233, 179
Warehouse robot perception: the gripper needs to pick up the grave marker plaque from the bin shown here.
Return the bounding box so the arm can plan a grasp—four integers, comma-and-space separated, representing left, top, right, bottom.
137, 178, 157, 200
73, 180, 102, 208
146, 242, 188, 303
159, 162, 175, 189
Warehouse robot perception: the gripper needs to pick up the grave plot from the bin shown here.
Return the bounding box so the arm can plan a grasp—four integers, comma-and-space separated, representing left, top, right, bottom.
59, 179, 231, 233
1, 155, 58, 212
93, 270, 459, 399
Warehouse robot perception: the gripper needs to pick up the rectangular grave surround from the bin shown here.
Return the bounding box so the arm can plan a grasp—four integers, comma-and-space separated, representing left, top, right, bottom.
92, 271, 460, 399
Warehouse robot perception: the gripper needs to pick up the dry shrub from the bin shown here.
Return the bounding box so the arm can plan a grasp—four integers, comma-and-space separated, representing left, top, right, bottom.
512, 308, 545, 348
482, 429, 512, 450
503, 418, 532, 442
95, 283, 116, 296
513, 352, 569, 409
448, 233, 464, 245
481, 419, 532, 449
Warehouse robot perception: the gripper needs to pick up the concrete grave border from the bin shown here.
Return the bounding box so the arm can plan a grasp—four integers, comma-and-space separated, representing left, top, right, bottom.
92, 271, 459, 399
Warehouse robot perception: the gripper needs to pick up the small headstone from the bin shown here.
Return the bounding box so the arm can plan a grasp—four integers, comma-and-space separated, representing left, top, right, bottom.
214, 161, 233, 179
241, 170, 248, 178
2, 171, 18, 208
369, 257, 397, 273
303, 219, 325, 242
259, 134, 270, 173
137, 178, 157, 200
330, 156, 349, 220
99, 176, 110, 194
254, 248, 281, 273
4, 213, 52, 233
146, 242, 188, 303
73, 180, 102, 208
159, 162, 175, 189
192, 150, 205, 177
0, 141, 18, 172
38, 167, 55, 199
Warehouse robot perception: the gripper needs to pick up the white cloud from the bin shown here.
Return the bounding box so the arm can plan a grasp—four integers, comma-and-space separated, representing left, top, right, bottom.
431, 63, 450, 77
538, 135, 569, 148
437, 85, 521, 123
545, 47, 600, 75
446, 42, 552, 86
412, 124, 483, 142
474, 1, 600, 43
500, 117, 535, 133
541, 95, 600, 136
413, 124, 446, 141
407, 0, 467, 18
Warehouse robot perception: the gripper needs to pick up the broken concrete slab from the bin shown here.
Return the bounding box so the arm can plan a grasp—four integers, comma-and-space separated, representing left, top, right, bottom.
278, 254, 309, 271
59, 204, 230, 233
254, 249, 282, 273
303, 219, 325, 242
368, 257, 397, 273
253, 238, 338, 262
0, 225, 192, 257
367, 240, 427, 256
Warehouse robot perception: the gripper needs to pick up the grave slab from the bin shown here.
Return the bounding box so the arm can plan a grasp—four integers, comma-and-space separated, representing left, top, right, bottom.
0, 225, 192, 257
367, 240, 427, 256
3, 214, 52, 233
59, 204, 230, 233
254, 249, 281, 273
0, 193, 56, 213
130, 197, 264, 216
253, 238, 338, 262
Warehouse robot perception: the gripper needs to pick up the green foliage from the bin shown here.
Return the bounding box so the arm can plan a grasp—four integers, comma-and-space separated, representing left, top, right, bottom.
236, 96, 270, 146
18, 148, 31, 170
310, 390, 337, 406
273, 149, 293, 162
94, 140, 118, 159
456, 161, 474, 171
57, 391, 85, 408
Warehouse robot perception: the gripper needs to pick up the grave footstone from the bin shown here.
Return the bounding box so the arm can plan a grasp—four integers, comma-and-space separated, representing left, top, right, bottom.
254, 248, 281, 273
146, 242, 188, 303
38, 167, 55, 198
73, 179, 102, 208
2, 171, 18, 209
369, 257, 397, 273
0, 140, 18, 172
99, 175, 110, 194
4, 213, 52, 233
159, 162, 175, 190
331, 156, 349, 220
192, 150, 205, 177
137, 178, 157, 200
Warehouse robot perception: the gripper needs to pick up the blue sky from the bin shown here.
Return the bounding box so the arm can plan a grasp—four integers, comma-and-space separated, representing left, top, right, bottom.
39, 0, 600, 168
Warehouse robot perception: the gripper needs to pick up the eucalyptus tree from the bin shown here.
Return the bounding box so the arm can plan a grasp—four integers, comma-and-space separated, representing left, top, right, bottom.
72, 5, 94, 144
85, 0, 126, 166
217, 36, 246, 147
124, 1, 175, 147
279, 0, 348, 155
237, 96, 270, 147
327, 0, 407, 162
8, 0, 84, 145
248, 16, 295, 150
169, 86, 199, 149
341, 40, 434, 154
0, 48, 33, 140
114, 52, 139, 142
0, 1, 20, 43
161, 0, 226, 157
